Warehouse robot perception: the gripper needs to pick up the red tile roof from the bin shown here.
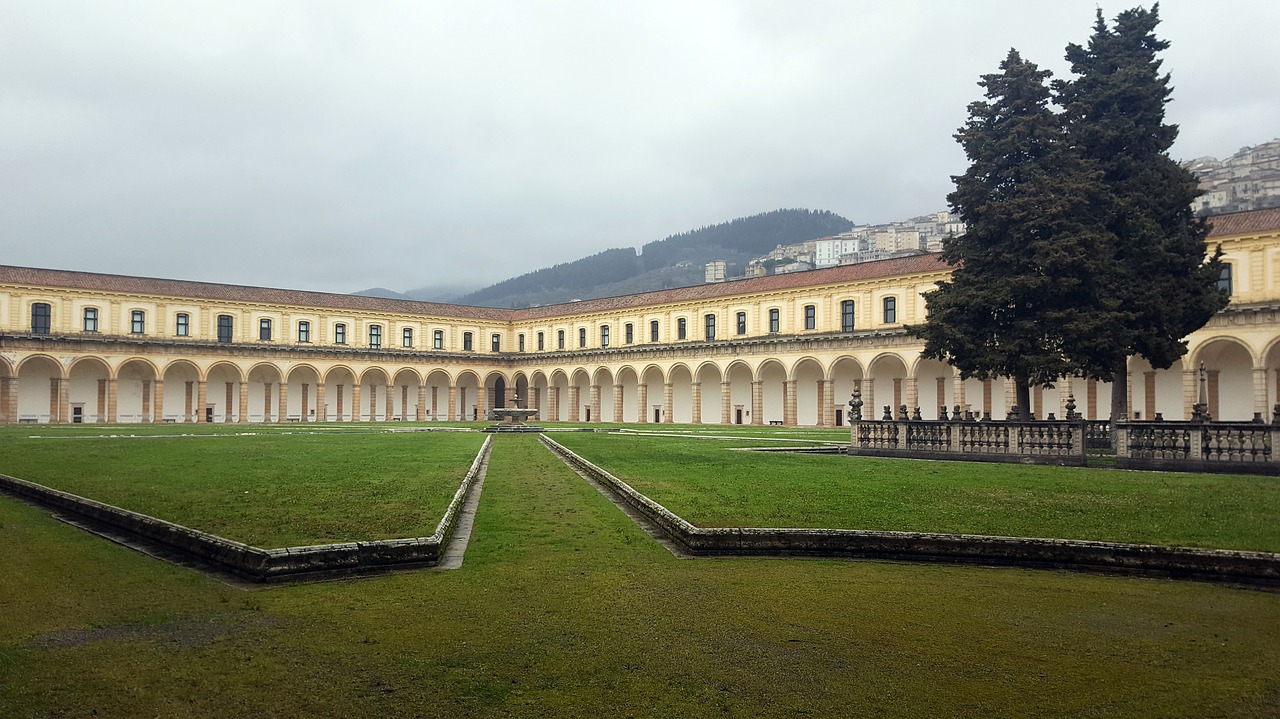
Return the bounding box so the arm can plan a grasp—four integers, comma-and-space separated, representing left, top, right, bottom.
0, 265, 512, 321
1206, 207, 1280, 237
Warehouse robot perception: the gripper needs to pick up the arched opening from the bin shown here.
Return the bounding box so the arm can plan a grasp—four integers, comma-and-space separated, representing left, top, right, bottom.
160, 360, 201, 423
866, 354, 909, 420
206, 362, 244, 423
570, 369, 591, 422
791, 357, 824, 426
758, 360, 787, 425
695, 362, 723, 425
323, 366, 357, 421
16, 355, 63, 423
247, 363, 284, 423
360, 368, 391, 421
640, 365, 666, 423
615, 366, 639, 423
829, 356, 865, 426
1194, 339, 1256, 421
392, 368, 423, 421
725, 361, 753, 425
424, 369, 452, 421
592, 367, 616, 423
68, 356, 111, 423
286, 365, 322, 422
455, 371, 481, 421
912, 357, 955, 421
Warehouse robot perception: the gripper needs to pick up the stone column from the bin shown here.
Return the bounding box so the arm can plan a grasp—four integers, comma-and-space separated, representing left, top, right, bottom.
301, 383, 310, 422
152, 379, 165, 424
590, 384, 601, 423
904, 376, 918, 416
1253, 367, 1269, 419
567, 386, 580, 422
531, 387, 540, 419
750, 380, 763, 425
368, 385, 378, 422
892, 378, 903, 416
691, 382, 702, 424
278, 382, 289, 423
935, 378, 946, 419
386, 384, 395, 422
238, 381, 249, 423
50, 378, 64, 423
783, 380, 797, 427
351, 384, 362, 422
1143, 371, 1157, 420
262, 383, 273, 422
820, 379, 834, 428
197, 380, 208, 423
1056, 377, 1073, 419
952, 376, 966, 414
1004, 377, 1015, 416
613, 384, 624, 423
477, 386, 488, 422
447, 385, 457, 422
95, 379, 106, 423
662, 382, 673, 424
1033, 385, 1043, 420
636, 384, 647, 423
863, 378, 875, 421
1275, 368, 1280, 404
431, 386, 440, 420
720, 381, 731, 425
417, 384, 427, 422
982, 379, 992, 418
1086, 379, 1097, 421
316, 383, 327, 422
548, 386, 558, 422
1208, 369, 1220, 420
223, 382, 233, 423
106, 378, 118, 423
184, 381, 194, 422
1, 378, 15, 424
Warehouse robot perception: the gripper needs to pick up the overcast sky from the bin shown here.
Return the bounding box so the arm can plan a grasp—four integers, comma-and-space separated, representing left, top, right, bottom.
3, 1, 1277, 296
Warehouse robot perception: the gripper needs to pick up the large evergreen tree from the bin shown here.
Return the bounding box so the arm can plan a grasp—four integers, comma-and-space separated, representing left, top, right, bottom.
1053, 4, 1227, 421
912, 50, 1112, 414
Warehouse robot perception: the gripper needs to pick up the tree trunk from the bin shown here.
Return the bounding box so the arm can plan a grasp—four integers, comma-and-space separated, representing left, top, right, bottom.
1110, 354, 1129, 433
1015, 379, 1032, 420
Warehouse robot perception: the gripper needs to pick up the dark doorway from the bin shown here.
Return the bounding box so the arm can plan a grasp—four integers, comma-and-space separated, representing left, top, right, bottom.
835, 409, 843, 427
72, 405, 83, 423
585, 407, 591, 422
205, 406, 215, 423
735, 408, 743, 425
654, 408, 661, 423
494, 377, 506, 409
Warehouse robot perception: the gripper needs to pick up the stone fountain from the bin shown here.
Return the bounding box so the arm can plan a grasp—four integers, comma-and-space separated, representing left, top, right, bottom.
483, 394, 544, 433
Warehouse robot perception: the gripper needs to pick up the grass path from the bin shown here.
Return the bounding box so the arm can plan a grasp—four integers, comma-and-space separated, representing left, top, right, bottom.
2, 434, 1279, 717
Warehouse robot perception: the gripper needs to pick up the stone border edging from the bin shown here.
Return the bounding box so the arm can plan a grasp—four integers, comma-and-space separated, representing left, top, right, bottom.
0, 434, 493, 582
540, 435, 1280, 587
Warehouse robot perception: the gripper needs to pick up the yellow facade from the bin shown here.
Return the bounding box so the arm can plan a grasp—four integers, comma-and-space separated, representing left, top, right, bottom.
2, 209, 1278, 426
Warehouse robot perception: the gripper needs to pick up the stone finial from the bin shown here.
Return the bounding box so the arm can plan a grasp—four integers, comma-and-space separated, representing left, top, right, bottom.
846, 389, 863, 422
1064, 394, 1078, 421
882, 405, 893, 421
898, 404, 909, 421
938, 405, 949, 421
911, 406, 922, 421
1273, 403, 1280, 425
1007, 405, 1021, 421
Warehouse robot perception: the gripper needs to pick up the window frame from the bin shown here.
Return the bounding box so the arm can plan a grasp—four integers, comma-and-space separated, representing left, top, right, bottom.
31, 302, 52, 334
491, 333, 501, 352
804, 304, 816, 330
368, 324, 382, 348
883, 296, 897, 324
625, 323, 634, 344
736, 311, 747, 335
217, 314, 234, 343
175, 312, 190, 337
704, 313, 716, 341
1218, 263, 1233, 296
259, 318, 272, 341
433, 329, 444, 350
578, 327, 587, 348
298, 320, 311, 343
463, 331, 474, 352
537, 332, 545, 351
130, 310, 146, 335
403, 327, 414, 348
334, 323, 347, 345
601, 325, 610, 347
83, 307, 99, 333
650, 320, 659, 342
841, 300, 855, 333
557, 330, 565, 350
768, 308, 780, 333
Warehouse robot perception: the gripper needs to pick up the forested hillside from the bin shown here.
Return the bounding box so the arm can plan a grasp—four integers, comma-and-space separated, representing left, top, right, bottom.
452, 208, 852, 308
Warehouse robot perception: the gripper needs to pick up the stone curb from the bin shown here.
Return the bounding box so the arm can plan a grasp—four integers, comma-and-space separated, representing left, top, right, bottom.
0, 434, 493, 582
540, 434, 1280, 587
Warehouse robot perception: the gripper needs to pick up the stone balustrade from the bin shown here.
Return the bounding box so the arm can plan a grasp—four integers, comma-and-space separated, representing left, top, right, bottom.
1116, 421, 1277, 475
850, 415, 1086, 466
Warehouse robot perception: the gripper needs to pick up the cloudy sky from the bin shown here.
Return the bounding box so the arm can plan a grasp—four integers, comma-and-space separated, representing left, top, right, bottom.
3, 1, 1277, 296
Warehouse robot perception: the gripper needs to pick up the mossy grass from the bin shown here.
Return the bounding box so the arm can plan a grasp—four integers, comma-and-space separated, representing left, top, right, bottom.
0, 426, 486, 547
551, 431, 1280, 552
2, 433, 1278, 717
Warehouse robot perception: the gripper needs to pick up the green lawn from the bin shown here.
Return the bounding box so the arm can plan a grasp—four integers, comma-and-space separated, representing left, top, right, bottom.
1, 432, 1277, 718
0, 426, 485, 548
550, 432, 1280, 552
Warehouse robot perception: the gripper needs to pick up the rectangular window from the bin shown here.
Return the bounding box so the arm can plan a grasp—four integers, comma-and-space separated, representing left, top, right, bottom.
176, 313, 190, 337
298, 321, 311, 343
841, 300, 855, 332
538, 332, 545, 351
1218, 264, 1233, 296
259, 318, 272, 341
557, 330, 565, 350
625, 323, 634, 344
883, 297, 897, 324
334, 323, 347, 344
463, 332, 473, 351
32, 302, 52, 334
736, 311, 746, 335
403, 327, 414, 348
217, 314, 233, 343
650, 320, 659, 342
433, 329, 444, 350
768, 308, 779, 333
519, 334, 525, 352
705, 314, 716, 340
578, 327, 587, 348
677, 318, 687, 340
491, 333, 501, 352
804, 304, 816, 330
369, 324, 382, 348
83, 307, 99, 333
601, 325, 610, 347
131, 310, 146, 334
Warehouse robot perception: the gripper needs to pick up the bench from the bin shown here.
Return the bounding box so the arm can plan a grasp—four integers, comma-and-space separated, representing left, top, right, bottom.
769, 420, 784, 426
